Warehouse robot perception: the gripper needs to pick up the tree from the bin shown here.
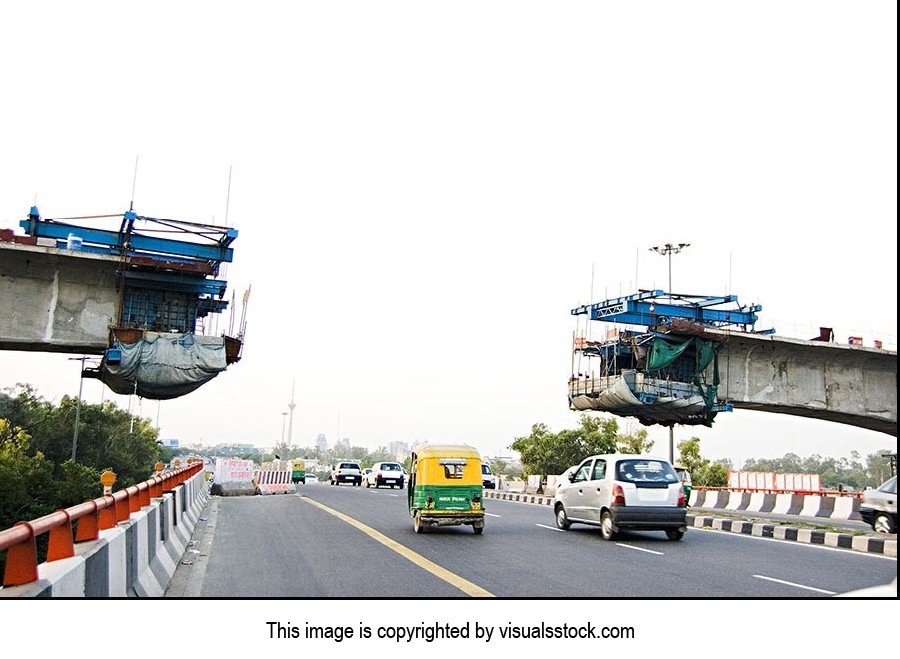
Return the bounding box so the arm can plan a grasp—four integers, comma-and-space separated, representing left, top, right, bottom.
0, 419, 58, 530
510, 414, 619, 492
0, 384, 164, 501
617, 427, 654, 454
676, 436, 727, 486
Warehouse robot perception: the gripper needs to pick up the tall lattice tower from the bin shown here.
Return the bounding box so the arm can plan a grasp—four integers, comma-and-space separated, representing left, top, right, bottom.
287, 380, 297, 447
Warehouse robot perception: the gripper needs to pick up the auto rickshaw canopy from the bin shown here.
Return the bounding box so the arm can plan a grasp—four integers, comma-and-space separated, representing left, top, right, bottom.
411, 444, 483, 487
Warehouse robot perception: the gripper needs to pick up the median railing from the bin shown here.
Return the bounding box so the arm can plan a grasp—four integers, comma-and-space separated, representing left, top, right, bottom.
0, 463, 202, 587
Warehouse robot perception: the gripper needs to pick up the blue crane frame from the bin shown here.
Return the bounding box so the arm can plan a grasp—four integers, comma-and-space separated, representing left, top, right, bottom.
571, 289, 772, 334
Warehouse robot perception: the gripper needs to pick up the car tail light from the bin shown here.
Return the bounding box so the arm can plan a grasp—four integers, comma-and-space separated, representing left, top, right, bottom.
612, 484, 626, 505
677, 488, 685, 507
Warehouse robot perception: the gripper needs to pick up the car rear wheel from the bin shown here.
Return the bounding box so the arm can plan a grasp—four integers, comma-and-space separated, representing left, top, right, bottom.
600, 511, 616, 541
555, 505, 570, 530
666, 529, 685, 541
873, 513, 896, 534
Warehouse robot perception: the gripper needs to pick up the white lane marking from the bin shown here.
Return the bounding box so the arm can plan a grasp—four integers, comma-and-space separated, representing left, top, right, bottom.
485, 512, 501, 517
753, 574, 836, 595
616, 543, 664, 555
537, 523, 564, 532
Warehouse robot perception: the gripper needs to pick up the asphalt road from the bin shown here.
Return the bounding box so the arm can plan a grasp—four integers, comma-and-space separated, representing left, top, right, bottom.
166, 484, 897, 598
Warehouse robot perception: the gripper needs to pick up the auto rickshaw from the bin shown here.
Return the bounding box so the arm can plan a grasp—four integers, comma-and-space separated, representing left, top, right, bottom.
407, 444, 485, 534
673, 464, 692, 505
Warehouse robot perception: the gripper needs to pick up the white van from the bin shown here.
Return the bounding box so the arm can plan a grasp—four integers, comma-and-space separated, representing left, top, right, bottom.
481, 463, 496, 489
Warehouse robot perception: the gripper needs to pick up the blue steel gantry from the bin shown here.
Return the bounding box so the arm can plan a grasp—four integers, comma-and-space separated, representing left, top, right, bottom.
18, 205, 245, 399
569, 290, 772, 428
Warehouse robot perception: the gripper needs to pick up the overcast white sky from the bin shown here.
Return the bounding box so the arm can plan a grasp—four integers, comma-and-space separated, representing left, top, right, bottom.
1, 1, 896, 473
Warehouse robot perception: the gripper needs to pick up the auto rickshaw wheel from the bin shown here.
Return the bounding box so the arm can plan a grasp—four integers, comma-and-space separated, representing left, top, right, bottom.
413, 512, 424, 534
473, 523, 484, 535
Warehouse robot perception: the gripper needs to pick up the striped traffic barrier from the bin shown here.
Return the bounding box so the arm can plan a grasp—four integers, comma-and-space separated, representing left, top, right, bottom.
254, 469, 295, 495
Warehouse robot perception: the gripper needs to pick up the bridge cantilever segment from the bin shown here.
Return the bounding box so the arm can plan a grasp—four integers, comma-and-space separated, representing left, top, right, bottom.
2, 205, 245, 399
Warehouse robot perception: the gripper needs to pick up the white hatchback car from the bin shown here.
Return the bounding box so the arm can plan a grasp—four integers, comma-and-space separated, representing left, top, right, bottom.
365, 461, 405, 489
553, 454, 687, 541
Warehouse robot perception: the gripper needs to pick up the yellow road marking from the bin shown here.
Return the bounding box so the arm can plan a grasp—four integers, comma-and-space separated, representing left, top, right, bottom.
298, 495, 494, 598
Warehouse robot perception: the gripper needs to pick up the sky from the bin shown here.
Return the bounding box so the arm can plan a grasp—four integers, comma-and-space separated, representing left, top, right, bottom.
1, 0, 897, 474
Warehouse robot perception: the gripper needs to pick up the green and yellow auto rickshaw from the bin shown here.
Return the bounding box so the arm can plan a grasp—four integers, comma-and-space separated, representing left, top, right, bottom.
673, 465, 692, 506
407, 444, 485, 534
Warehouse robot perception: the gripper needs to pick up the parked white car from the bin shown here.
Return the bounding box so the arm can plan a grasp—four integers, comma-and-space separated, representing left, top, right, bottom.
554, 454, 687, 540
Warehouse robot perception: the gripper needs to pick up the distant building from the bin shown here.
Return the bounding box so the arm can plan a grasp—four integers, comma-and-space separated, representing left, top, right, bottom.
316, 433, 328, 452
389, 440, 411, 461
214, 443, 256, 455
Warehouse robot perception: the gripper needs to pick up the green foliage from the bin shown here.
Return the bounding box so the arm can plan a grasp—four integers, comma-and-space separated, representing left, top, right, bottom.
676, 436, 731, 486
0, 419, 58, 530
617, 427, 655, 454
0, 384, 164, 528
698, 461, 729, 487
56, 460, 103, 508
510, 414, 620, 479
742, 449, 895, 489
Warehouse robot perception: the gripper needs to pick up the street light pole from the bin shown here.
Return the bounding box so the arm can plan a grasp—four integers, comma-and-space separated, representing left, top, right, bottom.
649, 242, 690, 299
649, 242, 690, 464
69, 355, 87, 462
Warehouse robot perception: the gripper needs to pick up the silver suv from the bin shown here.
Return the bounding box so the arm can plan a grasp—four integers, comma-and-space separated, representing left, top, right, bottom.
330, 461, 362, 486
554, 453, 687, 541
859, 475, 897, 533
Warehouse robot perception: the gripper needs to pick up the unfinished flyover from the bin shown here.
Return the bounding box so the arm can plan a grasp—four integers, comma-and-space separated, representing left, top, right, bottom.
568, 291, 896, 438
0, 205, 246, 399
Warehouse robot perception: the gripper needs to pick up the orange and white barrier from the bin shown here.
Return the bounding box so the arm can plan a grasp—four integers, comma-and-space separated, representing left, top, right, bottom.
254, 469, 294, 495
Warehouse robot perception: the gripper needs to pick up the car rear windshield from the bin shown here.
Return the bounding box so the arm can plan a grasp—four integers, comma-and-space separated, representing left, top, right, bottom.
616, 459, 678, 483
381, 463, 401, 471
340, 463, 359, 469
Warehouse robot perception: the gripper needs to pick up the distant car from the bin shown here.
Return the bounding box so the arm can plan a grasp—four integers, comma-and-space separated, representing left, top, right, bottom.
481, 463, 496, 489
330, 461, 362, 486
859, 475, 897, 533
554, 454, 687, 541
304, 474, 319, 484
365, 461, 405, 488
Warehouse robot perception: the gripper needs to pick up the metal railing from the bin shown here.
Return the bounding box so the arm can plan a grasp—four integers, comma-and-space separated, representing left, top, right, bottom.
0, 463, 202, 587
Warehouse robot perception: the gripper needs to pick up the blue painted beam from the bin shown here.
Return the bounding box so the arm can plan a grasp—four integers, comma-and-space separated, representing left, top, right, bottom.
122, 271, 228, 297
571, 290, 761, 328
21, 219, 234, 263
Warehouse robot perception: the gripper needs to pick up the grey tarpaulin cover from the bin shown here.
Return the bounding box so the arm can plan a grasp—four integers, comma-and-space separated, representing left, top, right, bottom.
100, 331, 227, 399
